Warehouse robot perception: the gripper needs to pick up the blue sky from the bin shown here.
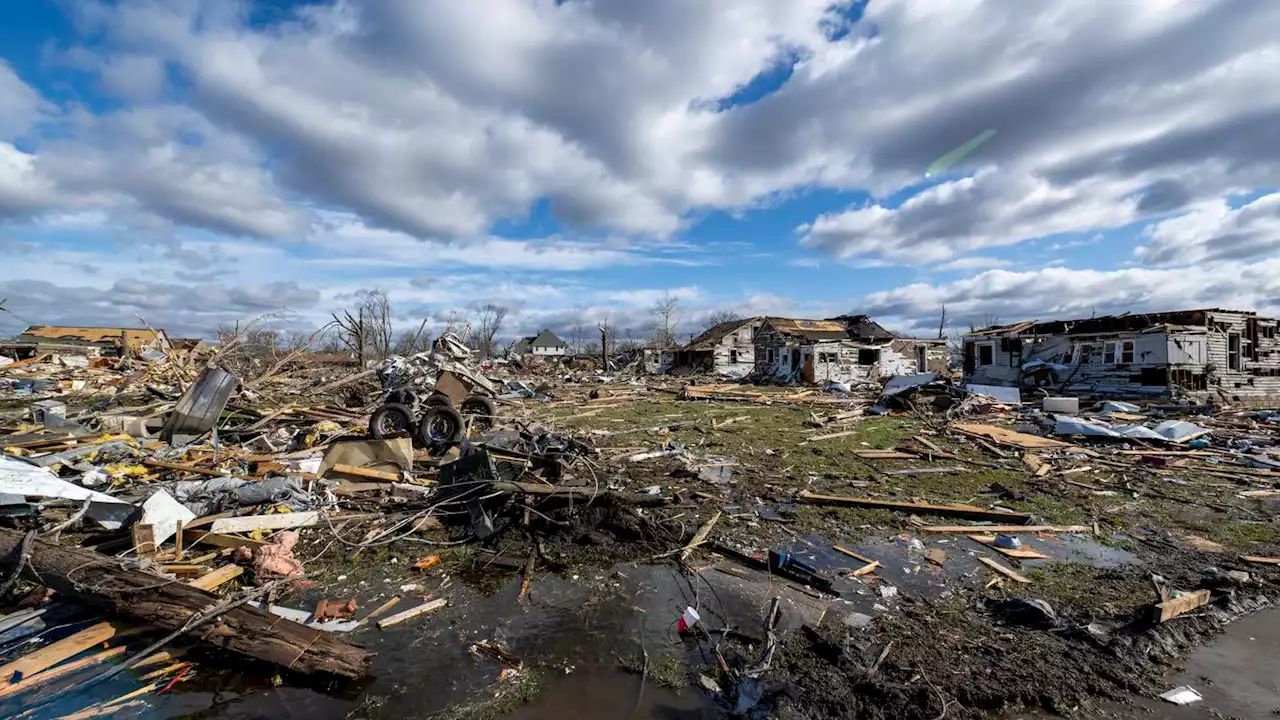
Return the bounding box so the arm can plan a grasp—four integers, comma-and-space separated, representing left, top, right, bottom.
1, 0, 1278, 345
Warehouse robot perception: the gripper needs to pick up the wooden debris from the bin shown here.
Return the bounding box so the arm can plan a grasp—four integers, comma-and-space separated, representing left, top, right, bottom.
358, 596, 401, 626
978, 557, 1032, 584
851, 561, 881, 576
1023, 453, 1045, 473
1181, 534, 1226, 553
832, 545, 875, 564
1151, 589, 1211, 623
921, 524, 1090, 534
328, 464, 401, 482
377, 598, 448, 629
187, 564, 244, 591
967, 534, 1049, 559
797, 490, 1033, 524
0, 646, 127, 700
802, 429, 863, 443
951, 423, 1070, 450
0, 528, 372, 678
882, 466, 966, 476
0, 621, 130, 686
142, 458, 229, 477
679, 511, 722, 562
924, 548, 947, 566
1240, 555, 1280, 565
131, 524, 157, 556
209, 511, 320, 534
853, 450, 918, 460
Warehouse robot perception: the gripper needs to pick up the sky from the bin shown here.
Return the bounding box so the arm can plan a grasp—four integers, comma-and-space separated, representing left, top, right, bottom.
1, 0, 1278, 346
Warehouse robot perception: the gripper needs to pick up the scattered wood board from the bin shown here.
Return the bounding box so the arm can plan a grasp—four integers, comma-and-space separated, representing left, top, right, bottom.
0, 621, 130, 685
968, 534, 1050, 559
882, 466, 966, 476
187, 564, 244, 591
1023, 453, 1044, 473
210, 511, 320, 534
952, 422, 1070, 450
798, 491, 1033, 524
328, 464, 401, 482
377, 598, 448, 629
921, 524, 1090, 534
978, 557, 1031, 584
0, 645, 127, 700
802, 429, 862, 444
853, 450, 918, 460
832, 545, 875, 564
1151, 589, 1211, 623
851, 561, 880, 576
1240, 555, 1280, 565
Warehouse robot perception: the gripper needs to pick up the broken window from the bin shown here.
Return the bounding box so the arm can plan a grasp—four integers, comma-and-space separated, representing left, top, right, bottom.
1228, 333, 1242, 370
1103, 343, 1116, 364
977, 344, 993, 366
818, 352, 837, 363
1076, 344, 1095, 364
858, 348, 881, 365
729, 349, 738, 364
1141, 367, 1168, 386
1102, 340, 1134, 364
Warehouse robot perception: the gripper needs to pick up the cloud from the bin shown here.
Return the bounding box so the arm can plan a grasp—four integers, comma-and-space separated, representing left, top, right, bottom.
787, 257, 821, 268
934, 256, 1013, 271
1137, 193, 1280, 265
859, 260, 1280, 336
599, 286, 703, 307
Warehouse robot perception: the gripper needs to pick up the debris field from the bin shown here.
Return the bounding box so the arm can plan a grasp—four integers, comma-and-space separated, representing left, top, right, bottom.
1, 336, 1279, 720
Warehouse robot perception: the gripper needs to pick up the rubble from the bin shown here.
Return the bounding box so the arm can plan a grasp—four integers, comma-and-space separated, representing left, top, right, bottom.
1, 324, 1279, 720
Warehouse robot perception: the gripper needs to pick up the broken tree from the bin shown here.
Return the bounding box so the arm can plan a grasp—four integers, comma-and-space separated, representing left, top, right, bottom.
0, 528, 373, 678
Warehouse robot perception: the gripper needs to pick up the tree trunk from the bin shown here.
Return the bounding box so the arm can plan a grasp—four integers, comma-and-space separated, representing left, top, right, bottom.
0, 529, 373, 678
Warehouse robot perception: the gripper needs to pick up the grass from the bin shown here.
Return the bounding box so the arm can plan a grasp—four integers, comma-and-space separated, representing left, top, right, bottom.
1023, 562, 1154, 618
619, 653, 689, 690
430, 669, 546, 720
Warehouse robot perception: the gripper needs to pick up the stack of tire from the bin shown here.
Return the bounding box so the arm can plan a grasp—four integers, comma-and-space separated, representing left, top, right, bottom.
368, 392, 498, 456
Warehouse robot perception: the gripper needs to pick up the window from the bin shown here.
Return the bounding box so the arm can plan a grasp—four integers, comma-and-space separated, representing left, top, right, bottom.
1102, 340, 1135, 364
729, 349, 738, 364
1228, 333, 1242, 370
977, 344, 994, 366
1075, 344, 1095, 364
818, 352, 837, 363
859, 348, 882, 365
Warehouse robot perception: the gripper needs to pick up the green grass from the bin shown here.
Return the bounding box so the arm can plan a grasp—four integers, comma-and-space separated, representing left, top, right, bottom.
619, 653, 689, 690
431, 669, 545, 720
1023, 562, 1154, 618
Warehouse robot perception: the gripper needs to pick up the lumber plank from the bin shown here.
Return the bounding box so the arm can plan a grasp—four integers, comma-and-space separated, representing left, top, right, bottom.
921, 524, 1090, 534
0, 646, 127, 700
209, 511, 319, 533
1151, 589, 1211, 623
951, 422, 1070, 450
142, 458, 229, 477
967, 534, 1050, 560
187, 564, 244, 591
328, 464, 401, 482
832, 545, 875, 564
797, 490, 1032, 524
377, 598, 447, 629
0, 621, 127, 685
978, 557, 1031, 584
1240, 555, 1280, 565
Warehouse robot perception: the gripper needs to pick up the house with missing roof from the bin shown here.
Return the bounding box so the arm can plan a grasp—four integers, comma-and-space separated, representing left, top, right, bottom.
512, 329, 568, 357
754, 315, 947, 384
0, 325, 170, 359
961, 308, 1280, 401
667, 316, 763, 377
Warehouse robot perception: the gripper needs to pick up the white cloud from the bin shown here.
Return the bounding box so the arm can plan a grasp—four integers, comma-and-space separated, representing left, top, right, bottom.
1137, 193, 1280, 265
934, 255, 1014, 271
787, 257, 821, 268
599, 286, 703, 307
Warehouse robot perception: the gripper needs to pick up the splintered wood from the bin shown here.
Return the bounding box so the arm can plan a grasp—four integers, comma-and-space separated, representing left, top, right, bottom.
978, 557, 1032, 584
951, 423, 1071, 450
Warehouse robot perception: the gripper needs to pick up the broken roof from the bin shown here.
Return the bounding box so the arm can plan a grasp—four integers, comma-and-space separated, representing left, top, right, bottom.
682, 317, 761, 351
763, 317, 849, 342
966, 308, 1262, 338
827, 314, 898, 340
528, 329, 566, 348
21, 325, 167, 348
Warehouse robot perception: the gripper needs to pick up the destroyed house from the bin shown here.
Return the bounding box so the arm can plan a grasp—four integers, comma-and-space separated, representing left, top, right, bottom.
962, 309, 1280, 401
2, 325, 169, 359
754, 316, 943, 384
668, 317, 762, 377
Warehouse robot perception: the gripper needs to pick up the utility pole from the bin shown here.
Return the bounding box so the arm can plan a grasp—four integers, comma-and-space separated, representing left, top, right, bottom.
598, 324, 608, 368
937, 305, 947, 339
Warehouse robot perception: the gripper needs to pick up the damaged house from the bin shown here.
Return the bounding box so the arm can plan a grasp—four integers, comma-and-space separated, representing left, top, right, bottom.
962, 308, 1280, 401
667, 317, 763, 377
1, 325, 170, 360
754, 315, 946, 384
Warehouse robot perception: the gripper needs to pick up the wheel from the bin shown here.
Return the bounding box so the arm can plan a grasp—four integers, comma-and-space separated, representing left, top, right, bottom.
417, 405, 464, 447
460, 395, 497, 431
368, 402, 414, 439
424, 393, 453, 408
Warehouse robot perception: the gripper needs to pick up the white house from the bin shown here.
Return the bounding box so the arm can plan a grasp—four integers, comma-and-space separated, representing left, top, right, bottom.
516, 329, 568, 356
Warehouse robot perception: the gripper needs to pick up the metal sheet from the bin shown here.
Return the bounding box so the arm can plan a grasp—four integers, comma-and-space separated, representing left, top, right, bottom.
160, 365, 238, 442
964, 384, 1022, 404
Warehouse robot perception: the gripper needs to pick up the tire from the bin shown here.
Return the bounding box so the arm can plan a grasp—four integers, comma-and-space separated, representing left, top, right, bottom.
424, 393, 453, 408
368, 402, 415, 439
460, 395, 497, 431
417, 405, 464, 447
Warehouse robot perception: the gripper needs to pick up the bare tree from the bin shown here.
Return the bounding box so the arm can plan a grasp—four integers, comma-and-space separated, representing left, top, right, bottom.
648, 291, 679, 348
569, 322, 586, 354
332, 289, 395, 366
392, 319, 432, 356
968, 312, 1001, 332
473, 304, 509, 358
703, 309, 742, 331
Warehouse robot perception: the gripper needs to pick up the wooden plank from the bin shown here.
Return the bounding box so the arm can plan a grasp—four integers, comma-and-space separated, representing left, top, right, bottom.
882, 466, 966, 476
1240, 555, 1280, 565
851, 561, 880, 576
0, 621, 128, 685
802, 429, 862, 443
210, 511, 320, 534
187, 564, 244, 591
952, 422, 1070, 450
184, 530, 267, 550
968, 534, 1050, 560
376, 598, 447, 629
0, 646, 127, 700
142, 458, 229, 477
131, 524, 156, 556
832, 544, 875, 564
1151, 589, 1211, 623
853, 450, 918, 460
797, 490, 1033, 524
922, 524, 1090, 534
1023, 453, 1044, 473
328, 464, 401, 482
357, 596, 401, 626
978, 557, 1031, 584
